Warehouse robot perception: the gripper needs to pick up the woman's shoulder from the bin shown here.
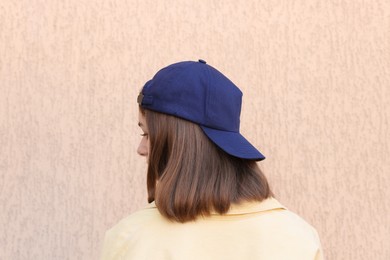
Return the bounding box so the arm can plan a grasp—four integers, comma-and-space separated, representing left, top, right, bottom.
106, 202, 162, 235
100, 203, 163, 259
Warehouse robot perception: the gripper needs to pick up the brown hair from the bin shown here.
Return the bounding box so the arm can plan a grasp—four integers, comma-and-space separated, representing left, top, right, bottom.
141, 108, 272, 223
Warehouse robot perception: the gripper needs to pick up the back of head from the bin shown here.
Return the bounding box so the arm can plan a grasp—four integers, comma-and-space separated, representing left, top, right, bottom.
138, 60, 272, 222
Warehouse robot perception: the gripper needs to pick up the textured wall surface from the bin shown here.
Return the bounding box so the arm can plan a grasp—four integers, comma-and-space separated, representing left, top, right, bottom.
1, 0, 389, 259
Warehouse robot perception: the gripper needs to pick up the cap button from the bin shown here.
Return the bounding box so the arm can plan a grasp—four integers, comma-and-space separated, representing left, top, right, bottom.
198, 59, 207, 64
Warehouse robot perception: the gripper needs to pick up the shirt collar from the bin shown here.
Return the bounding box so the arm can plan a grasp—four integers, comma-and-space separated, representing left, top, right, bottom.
217, 197, 286, 215
145, 197, 285, 216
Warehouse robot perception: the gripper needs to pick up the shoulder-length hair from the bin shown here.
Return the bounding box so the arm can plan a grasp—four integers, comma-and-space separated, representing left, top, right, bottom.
141, 108, 272, 223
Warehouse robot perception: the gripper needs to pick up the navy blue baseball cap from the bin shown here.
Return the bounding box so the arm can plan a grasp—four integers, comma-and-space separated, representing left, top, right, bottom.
137, 59, 265, 161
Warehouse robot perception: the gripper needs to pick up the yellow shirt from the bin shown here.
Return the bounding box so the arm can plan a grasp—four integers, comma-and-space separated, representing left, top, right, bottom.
101, 198, 323, 260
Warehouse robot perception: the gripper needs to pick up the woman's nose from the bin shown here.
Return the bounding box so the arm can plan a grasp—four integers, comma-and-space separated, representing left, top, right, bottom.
137, 140, 148, 157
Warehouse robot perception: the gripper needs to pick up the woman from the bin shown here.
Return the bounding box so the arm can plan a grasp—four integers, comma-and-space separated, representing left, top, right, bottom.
101, 60, 323, 259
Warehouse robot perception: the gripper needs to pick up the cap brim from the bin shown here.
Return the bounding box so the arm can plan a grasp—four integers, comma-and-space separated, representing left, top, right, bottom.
200, 126, 266, 161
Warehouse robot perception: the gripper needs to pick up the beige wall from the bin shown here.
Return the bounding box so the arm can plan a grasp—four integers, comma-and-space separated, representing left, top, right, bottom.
1, 0, 389, 259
